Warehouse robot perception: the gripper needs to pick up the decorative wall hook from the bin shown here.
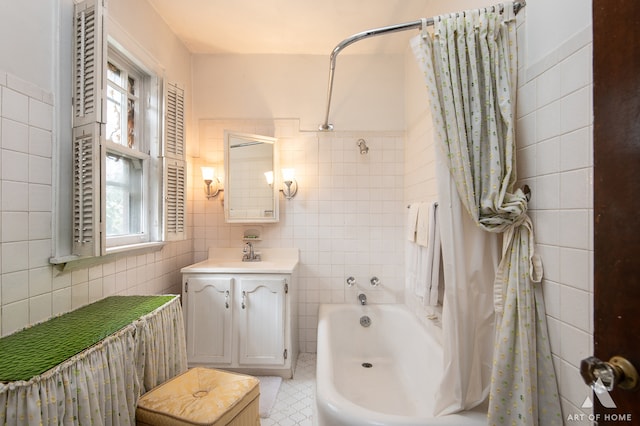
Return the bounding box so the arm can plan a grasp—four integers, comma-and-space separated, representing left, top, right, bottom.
522, 184, 531, 202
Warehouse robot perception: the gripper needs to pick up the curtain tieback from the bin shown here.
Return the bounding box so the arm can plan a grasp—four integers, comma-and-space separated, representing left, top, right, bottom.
493, 213, 543, 314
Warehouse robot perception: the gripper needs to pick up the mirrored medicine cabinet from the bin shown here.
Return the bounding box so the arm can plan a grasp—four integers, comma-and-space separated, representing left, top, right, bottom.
224, 131, 279, 223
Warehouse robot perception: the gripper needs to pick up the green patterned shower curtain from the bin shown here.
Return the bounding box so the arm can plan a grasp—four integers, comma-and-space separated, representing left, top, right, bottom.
411, 2, 562, 424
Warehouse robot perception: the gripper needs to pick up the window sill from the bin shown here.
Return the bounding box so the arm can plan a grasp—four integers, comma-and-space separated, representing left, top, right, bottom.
50, 242, 166, 272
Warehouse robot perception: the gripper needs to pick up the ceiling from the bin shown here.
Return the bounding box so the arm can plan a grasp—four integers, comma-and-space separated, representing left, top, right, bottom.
146, 0, 462, 55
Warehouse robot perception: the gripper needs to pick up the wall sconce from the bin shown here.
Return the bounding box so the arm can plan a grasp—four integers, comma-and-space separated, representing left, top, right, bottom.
201, 166, 222, 199
281, 168, 298, 200
264, 171, 274, 186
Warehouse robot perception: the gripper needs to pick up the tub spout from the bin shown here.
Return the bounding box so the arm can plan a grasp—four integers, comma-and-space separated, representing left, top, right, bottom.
358, 293, 367, 305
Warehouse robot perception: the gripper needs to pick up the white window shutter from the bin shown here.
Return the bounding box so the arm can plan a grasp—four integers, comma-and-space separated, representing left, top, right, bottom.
164, 159, 186, 240
164, 82, 185, 159
72, 0, 106, 257
73, 0, 107, 126
163, 82, 187, 241
72, 124, 103, 257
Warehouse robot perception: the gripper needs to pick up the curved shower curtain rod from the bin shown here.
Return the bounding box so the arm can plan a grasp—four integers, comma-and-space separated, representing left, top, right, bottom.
318, 1, 526, 131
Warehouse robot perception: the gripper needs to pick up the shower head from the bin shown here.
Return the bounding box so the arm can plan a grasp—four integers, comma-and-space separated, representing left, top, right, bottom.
357, 138, 369, 155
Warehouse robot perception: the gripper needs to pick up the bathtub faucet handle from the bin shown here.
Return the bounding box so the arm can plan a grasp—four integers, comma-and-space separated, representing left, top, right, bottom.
370, 276, 380, 287
346, 276, 356, 287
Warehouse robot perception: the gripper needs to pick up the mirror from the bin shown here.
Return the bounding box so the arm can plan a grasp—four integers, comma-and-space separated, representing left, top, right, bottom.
224, 131, 279, 223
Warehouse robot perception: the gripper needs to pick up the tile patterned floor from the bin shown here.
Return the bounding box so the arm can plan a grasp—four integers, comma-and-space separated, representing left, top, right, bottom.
261, 352, 316, 426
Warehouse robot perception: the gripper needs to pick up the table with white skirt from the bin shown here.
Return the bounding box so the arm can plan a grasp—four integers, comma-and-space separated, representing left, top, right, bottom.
0, 295, 187, 425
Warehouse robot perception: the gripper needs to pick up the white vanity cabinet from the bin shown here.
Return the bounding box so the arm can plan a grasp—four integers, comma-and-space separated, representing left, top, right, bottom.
236, 276, 287, 365
183, 275, 233, 364
180, 248, 298, 378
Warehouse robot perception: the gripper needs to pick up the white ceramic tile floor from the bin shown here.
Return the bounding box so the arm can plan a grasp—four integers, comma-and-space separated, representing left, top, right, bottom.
261, 352, 316, 426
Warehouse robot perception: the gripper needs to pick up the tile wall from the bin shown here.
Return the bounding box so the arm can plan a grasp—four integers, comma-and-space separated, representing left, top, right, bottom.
516, 23, 594, 419
0, 70, 193, 337
192, 119, 406, 352
403, 42, 438, 323
0, 71, 54, 336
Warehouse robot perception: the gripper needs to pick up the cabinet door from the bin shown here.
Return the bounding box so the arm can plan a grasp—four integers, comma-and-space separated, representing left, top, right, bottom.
237, 276, 286, 365
185, 276, 233, 364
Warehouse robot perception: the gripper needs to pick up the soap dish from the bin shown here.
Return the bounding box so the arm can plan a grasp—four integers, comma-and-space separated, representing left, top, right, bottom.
242, 227, 262, 241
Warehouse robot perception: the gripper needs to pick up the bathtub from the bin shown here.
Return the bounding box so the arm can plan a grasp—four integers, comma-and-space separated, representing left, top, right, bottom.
316, 303, 488, 426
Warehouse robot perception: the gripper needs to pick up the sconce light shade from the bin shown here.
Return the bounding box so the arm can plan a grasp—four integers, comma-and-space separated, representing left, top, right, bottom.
281, 168, 298, 199
264, 171, 274, 186
201, 166, 222, 199
201, 166, 215, 181
281, 168, 295, 182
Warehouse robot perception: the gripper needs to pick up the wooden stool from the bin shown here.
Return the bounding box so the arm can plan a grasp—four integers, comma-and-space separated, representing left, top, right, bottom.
136, 367, 260, 426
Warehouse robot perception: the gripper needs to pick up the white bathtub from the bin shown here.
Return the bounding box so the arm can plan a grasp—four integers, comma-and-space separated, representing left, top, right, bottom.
316, 303, 488, 426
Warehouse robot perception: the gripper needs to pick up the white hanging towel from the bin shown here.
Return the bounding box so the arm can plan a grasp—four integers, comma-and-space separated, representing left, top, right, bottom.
407, 203, 420, 241
407, 241, 424, 297
415, 202, 433, 247
409, 201, 441, 305
408, 202, 428, 298
409, 243, 432, 298
426, 204, 442, 307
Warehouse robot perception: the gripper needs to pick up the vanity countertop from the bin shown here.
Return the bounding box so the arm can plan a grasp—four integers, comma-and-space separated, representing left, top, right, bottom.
181, 248, 299, 274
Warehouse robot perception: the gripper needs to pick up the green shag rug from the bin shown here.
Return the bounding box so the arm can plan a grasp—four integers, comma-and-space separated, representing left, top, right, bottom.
0, 295, 176, 382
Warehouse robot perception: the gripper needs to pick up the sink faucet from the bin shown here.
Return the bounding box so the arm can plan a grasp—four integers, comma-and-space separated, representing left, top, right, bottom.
242, 242, 261, 262
358, 293, 367, 305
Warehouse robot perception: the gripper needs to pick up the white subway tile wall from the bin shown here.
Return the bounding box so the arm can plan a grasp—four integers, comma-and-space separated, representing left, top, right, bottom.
0, 71, 193, 337
402, 48, 439, 325
517, 21, 594, 420
193, 119, 406, 352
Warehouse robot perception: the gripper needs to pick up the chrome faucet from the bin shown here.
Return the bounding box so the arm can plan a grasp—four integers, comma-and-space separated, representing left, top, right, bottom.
358, 293, 367, 306
242, 242, 261, 262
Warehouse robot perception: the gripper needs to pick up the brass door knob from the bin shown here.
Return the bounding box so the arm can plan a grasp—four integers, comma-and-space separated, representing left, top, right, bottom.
580, 355, 639, 391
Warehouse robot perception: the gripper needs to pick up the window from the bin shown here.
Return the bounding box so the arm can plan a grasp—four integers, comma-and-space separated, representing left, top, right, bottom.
104, 52, 150, 248
106, 58, 141, 149
105, 152, 146, 242
70, 0, 185, 258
